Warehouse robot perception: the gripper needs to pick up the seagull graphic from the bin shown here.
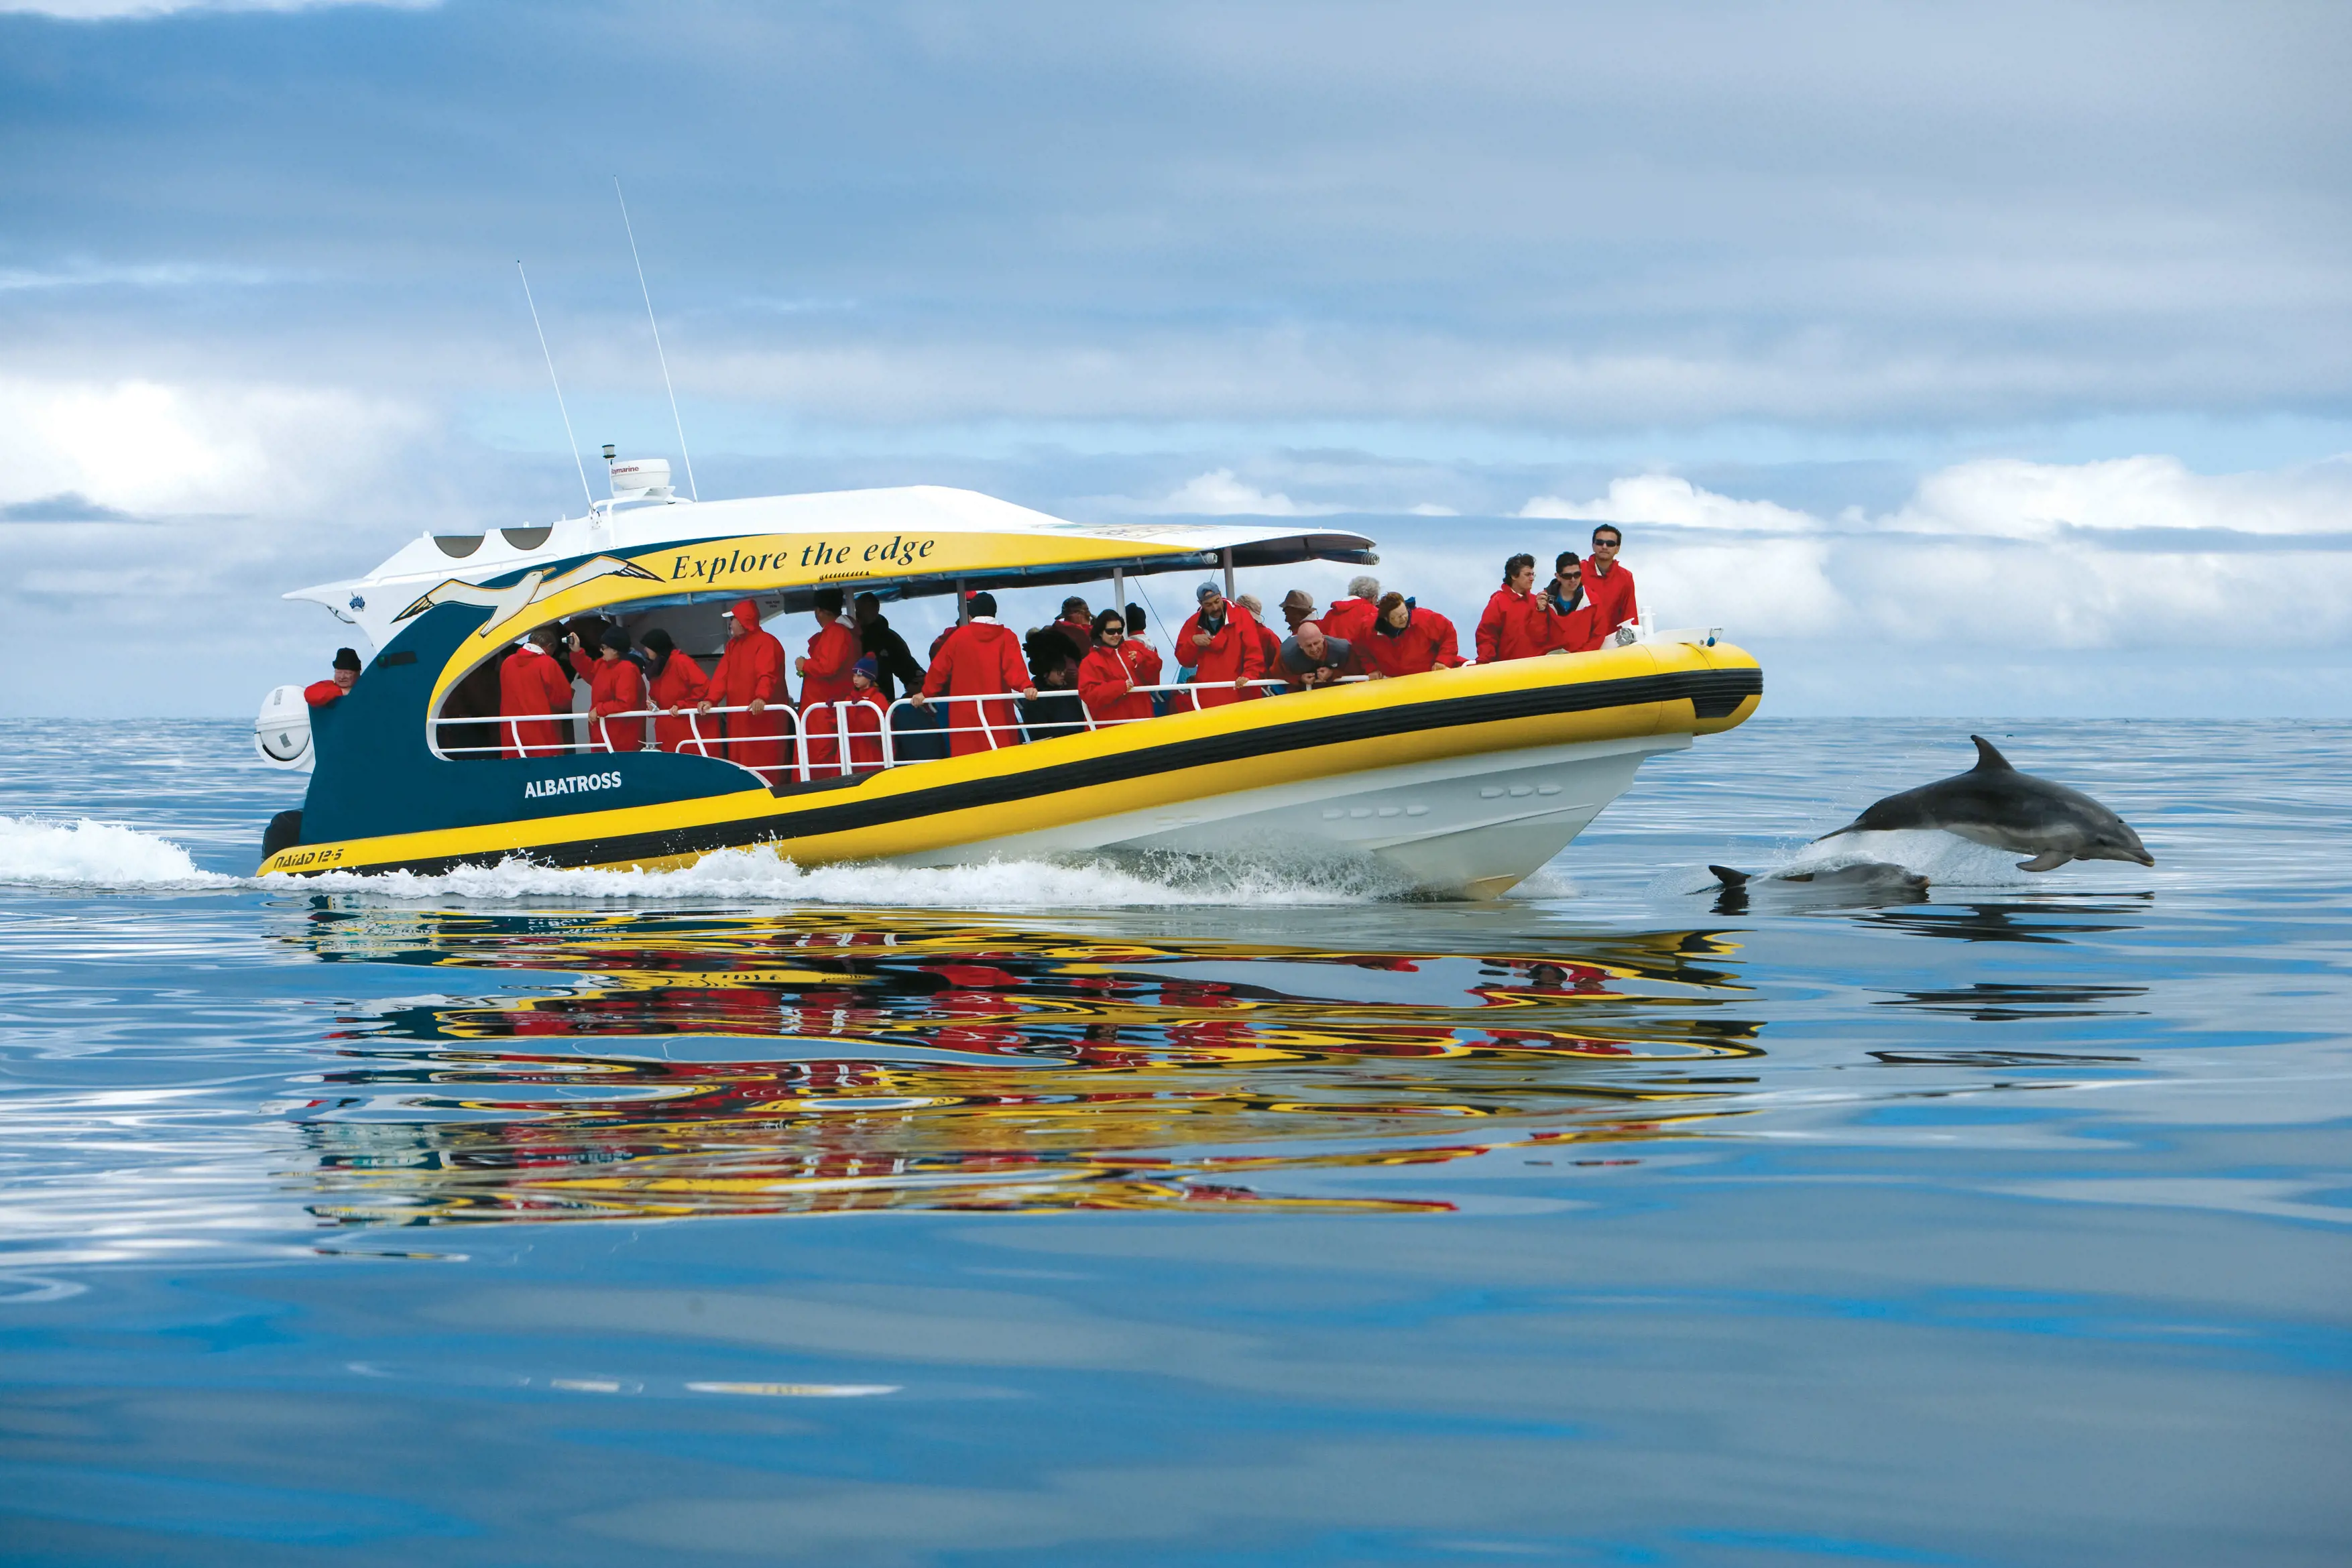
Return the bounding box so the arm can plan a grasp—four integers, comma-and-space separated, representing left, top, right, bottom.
394, 556, 664, 641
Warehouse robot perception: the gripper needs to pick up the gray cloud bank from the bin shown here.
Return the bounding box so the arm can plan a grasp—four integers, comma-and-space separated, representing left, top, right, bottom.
1, 1, 2348, 714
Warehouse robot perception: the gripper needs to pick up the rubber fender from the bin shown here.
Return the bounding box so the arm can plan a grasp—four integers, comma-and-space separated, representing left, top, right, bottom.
261, 809, 304, 862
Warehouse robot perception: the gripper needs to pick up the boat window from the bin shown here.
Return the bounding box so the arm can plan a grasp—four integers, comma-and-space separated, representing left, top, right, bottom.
501, 526, 553, 550
434, 534, 484, 558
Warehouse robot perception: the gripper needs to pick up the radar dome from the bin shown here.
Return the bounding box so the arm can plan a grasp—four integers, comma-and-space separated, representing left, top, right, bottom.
608, 457, 672, 497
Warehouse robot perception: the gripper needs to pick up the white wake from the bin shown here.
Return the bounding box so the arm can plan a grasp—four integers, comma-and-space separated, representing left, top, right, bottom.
0, 815, 237, 890
302, 845, 1410, 906
0, 817, 1413, 906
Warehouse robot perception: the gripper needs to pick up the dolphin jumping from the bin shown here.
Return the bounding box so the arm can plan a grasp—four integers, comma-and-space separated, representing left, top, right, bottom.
1817, 735, 2154, 872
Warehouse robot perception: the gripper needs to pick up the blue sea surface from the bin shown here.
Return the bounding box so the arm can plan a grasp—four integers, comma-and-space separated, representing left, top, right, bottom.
0, 717, 2345, 1565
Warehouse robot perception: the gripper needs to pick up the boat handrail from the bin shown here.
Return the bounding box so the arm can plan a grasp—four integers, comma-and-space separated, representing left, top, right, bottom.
429, 672, 1381, 788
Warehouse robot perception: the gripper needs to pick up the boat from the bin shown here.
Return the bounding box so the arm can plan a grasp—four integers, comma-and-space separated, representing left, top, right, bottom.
251, 461, 1761, 896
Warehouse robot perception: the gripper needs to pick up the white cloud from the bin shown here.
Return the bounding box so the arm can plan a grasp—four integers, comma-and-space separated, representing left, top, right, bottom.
0, 375, 430, 516
1110, 468, 1345, 517
1518, 474, 1820, 531
1883, 455, 2352, 539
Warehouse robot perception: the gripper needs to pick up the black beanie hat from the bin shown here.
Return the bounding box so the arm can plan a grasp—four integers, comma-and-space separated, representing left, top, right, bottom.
333, 647, 363, 671
601, 627, 632, 654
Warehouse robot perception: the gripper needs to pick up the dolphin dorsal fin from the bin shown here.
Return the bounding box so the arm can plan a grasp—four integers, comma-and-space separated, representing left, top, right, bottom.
1970, 734, 2015, 772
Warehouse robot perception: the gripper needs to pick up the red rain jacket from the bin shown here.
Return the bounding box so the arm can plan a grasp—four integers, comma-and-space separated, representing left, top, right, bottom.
923, 619, 1033, 756
1583, 560, 1639, 641
647, 650, 711, 756
1320, 596, 1379, 646
1077, 643, 1155, 725
1476, 588, 1553, 664
708, 599, 790, 777
1362, 607, 1465, 678
1543, 596, 1606, 654
1123, 634, 1165, 688
303, 680, 345, 707
799, 618, 860, 706
1175, 602, 1265, 709
499, 643, 578, 757
796, 617, 862, 772
584, 656, 646, 752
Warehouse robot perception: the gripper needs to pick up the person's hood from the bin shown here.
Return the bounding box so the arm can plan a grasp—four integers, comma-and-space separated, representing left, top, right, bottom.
727, 598, 762, 629
965, 616, 1003, 628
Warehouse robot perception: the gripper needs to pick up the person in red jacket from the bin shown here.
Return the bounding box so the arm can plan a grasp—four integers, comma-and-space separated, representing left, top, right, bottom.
699, 599, 790, 780
1319, 575, 1382, 646
1121, 603, 1165, 688
1476, 554, 1555, 664
1582, 525, 1639, 642
1537, 551, 1606, 654
1176, 582, 1265, 709
1361, 593, 1465, 678
1047, 596, 1097, 666
841, 658, 887, 773
796, 587, 862, 773
1077, 608, 1155, 726
500, 628, 578, 756
568, 627, 647, 751
304, 647, 363, 707
917, 591, 1037, 756
639, 629, 713, 756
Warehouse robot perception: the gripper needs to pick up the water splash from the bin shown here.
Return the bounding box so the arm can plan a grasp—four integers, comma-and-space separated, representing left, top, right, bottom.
0, 815, 234, 890
300, 845, 1413, 908
1658, 827, 2043, 896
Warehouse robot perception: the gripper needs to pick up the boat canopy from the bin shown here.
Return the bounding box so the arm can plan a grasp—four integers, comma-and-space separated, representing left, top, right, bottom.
289, 485, 1378, 652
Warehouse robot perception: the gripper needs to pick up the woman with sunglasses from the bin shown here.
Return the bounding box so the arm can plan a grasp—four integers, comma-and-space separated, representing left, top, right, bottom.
1077, 608, 1157, 726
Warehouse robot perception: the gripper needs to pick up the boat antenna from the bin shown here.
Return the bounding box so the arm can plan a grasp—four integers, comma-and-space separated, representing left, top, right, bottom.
516, 259, 594, 511
614, 176, 699, 501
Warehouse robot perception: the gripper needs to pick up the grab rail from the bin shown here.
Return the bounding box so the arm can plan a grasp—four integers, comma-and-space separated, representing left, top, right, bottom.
432, 673, 1378, 786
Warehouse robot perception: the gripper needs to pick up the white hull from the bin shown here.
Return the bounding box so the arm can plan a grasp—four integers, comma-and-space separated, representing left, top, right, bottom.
889, 732, 1692, 898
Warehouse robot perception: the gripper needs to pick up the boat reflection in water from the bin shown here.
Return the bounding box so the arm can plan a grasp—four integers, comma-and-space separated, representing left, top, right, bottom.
276, 906, 1767, 1225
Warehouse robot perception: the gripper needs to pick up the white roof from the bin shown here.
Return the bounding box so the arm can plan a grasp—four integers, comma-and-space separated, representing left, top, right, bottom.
288, 485, 1376, 650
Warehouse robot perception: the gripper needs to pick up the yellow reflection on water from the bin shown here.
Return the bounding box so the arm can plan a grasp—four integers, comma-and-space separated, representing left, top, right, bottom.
277, 908, 1764, 1225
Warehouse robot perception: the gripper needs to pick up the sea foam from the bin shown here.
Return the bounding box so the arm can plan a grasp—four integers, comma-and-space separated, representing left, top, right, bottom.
0, 815, 235, 890
300, 845, 1409, 906
1658, 827, 2048, 896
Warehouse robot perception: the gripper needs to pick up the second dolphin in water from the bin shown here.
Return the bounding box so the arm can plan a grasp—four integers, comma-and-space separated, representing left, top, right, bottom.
1818, 735, 2154, 872
1709, 862, 1928, 892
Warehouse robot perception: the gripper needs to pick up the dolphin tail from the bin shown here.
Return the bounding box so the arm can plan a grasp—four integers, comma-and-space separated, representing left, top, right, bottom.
2016, 850, 2072, 872
1971, 735, 2015, 772
1707, 865, 1752, 889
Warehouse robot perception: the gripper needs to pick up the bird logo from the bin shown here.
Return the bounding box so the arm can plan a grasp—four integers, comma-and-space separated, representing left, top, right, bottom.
395, 556, 664, 642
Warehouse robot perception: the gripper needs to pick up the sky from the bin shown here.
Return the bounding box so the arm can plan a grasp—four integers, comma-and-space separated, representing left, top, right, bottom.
3, 0, 2349, 717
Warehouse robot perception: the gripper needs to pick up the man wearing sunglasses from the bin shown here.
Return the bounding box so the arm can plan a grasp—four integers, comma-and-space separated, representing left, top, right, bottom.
1538, 550, 1604, 653
1582, 525, 1639, 642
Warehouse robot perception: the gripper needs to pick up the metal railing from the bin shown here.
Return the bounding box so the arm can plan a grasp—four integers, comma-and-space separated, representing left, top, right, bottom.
430, 673, 1376, 786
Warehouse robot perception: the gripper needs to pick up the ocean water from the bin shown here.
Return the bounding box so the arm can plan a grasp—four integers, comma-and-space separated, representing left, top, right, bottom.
0, 716, 2345, 1565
